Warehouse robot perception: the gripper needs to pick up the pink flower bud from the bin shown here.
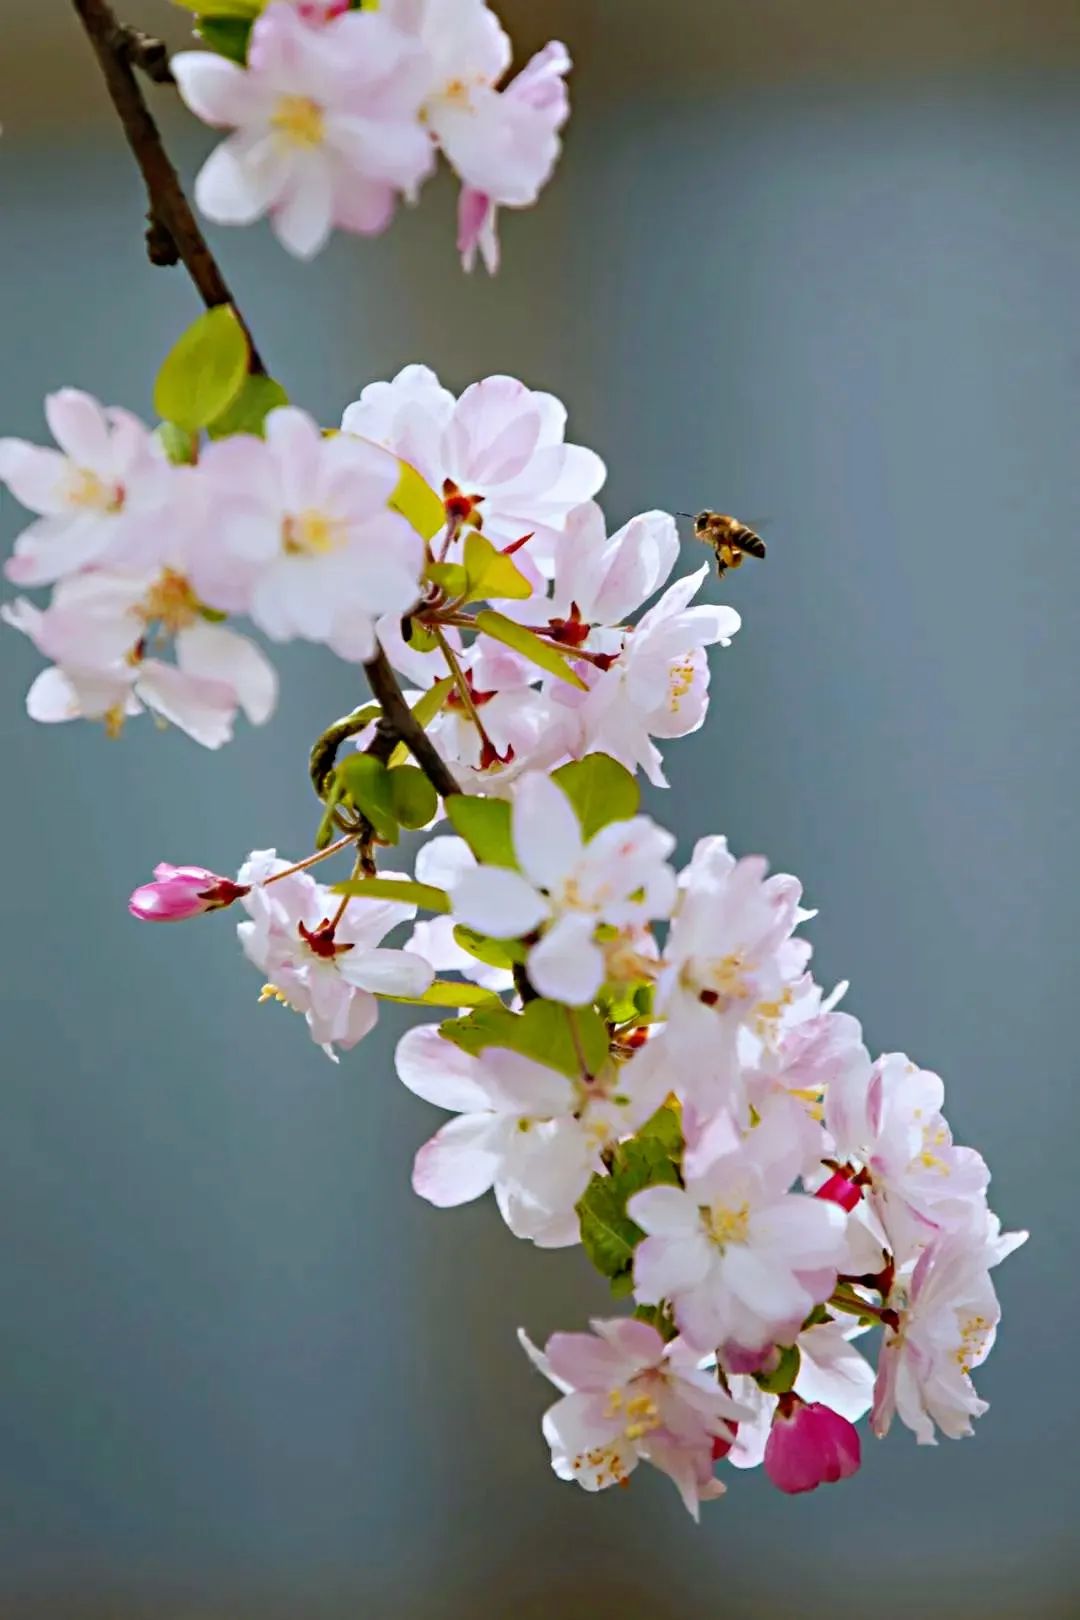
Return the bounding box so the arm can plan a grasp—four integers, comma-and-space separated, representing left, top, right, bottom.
764, 1396, 861, 1494
128, 864, 248, 923
815, 1170, 862, 1212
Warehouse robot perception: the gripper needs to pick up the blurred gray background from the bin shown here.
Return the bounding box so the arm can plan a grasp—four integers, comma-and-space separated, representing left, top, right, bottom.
1, 2, 1076, 1616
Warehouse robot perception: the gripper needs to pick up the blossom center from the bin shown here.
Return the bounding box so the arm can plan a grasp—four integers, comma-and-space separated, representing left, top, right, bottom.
272, 95, 326, 150
704, 1200, 750, 1249
569, 1443, 630, 1487
694, 952, 751, 1007
954, 1312, 992, 1375
66, 466, 124, 514
667, 657, 695, 709
283, 508, 344, 556
139, 568, 200, 634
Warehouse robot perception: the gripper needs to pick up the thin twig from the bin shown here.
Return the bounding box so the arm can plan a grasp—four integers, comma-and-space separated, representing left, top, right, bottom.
70, 0, 265, 372
364, 645, 461, 801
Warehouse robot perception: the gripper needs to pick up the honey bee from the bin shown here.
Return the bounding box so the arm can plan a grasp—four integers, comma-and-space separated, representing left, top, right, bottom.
679, 512, 767, 579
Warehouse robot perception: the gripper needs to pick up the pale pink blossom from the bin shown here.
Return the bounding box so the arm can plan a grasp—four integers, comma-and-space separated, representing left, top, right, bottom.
404, 836, 513, 992
456, 41, 571, 273
129, 864, 249, 922
193, 408, 422, 656
628, 1116, 848, 1355
173, 3, 433, 258
550, 567, 741, 787
449, 772, 677, 1005
2, 570, 277, 748
237, 849, 433, 1057
519, 1317, 747, 1517
827, 1051, 991, 1263
872, 1218, 1027, 1444
396, 1020, 659, 1246
341, 365, 605, 561
642, 835, 810, 1118
0, 390, 172, 587
763, 1396, 861, 1494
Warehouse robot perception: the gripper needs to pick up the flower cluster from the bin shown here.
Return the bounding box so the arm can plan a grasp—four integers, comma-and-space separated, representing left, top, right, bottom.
1, 364, 736, 773
4, 0, 1026, 1531
173, 0, 570, 264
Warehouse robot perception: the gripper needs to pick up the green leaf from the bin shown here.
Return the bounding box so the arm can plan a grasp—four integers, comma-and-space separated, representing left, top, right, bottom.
403, 621, 439, 655
153, 306, 249, 433
390, 459, 445, 541
155, 422, 197, 465
207, 374, 288, 440
171, 0, 262, 14
438, 999, 609, 1082
576, 1132, 681, 1286
427, 562, 468, 598
474, 610, 587, 689
381, 980, 501, 1009
387, 678, 453, 769
337, 755, 398, 844
637, 1100, 684, 1161
333, 877, 449, 914
445, 794, 516, 868
552, 754, 640, 840
195, 17, 254, 61
388, 765, 438, 830
463, 532, 533, 603
756, 1343, 802, 1396
452, 925, 526, 970
633, 1303, 678, 1342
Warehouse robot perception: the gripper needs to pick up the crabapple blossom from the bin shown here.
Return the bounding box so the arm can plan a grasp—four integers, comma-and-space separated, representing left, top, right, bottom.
872, 1218, 1027, 1444
550, 566, 741, 787
546, 502, 682, 633
449, 772, 677, 1005
827, 1051, 991, 1263
385, 0, 570, 250
341, 366, 605, 560
2, 570, 277, 748
192, 408, 423, 656
519, 1317, 747, 1517
763, 1396, 861, 1494
643, 833, 810, 1118
396, 1020, 659, 1246
237, 850, 434, 1057
456, 41, 572, 274
629, 1115, 849, 1354
173, 3, 433, 258
129, 864, 250, 923
0, 390, 172, 587
724, 1318, 877, 1471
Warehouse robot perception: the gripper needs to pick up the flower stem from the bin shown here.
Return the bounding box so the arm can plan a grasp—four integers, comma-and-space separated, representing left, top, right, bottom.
69, 0, 265, 372
262, 836, 355, 886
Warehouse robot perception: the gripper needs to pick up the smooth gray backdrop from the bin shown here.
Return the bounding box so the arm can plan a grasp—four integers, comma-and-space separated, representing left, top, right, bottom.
0, 35, 1075, 1620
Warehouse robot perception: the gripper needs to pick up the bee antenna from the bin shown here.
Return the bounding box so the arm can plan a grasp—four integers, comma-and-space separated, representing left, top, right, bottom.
675, 511, 695, 520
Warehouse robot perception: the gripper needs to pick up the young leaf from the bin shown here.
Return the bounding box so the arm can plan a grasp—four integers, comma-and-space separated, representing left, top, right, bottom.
552, 754, 640, 839
387, 765, 438, 830
439, 998, 608, 1081
387, 678, 453, 769
427, 562, 469, 598
636, 1100, 684, 1161
390, 459, 446, 541
154, 306, 249, 433
155, 422, 197, 465
380, 981, 501, 1009
171, 0, 262, 14
463, 532, 533, 603
333, 877, 450, 914
195, 18, 253, 61
474, 610, 587, 689
445, 794, 516, 868
452, 925, 526, 969
207, 374, 288, 440
337, 755, 398, 844
757, 1343, 802, 1396
576, 1131, 681, 1287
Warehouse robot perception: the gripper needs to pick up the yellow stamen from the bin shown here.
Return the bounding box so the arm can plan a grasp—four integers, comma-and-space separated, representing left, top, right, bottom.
271, 95, 326, 150
282, 508, 343, 556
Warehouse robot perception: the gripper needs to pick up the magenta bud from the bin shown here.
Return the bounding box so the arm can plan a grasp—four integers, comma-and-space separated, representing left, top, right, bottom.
764, 1397, 861, 1494
128, 863, 248, 923
815, 1171, 862, 1212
